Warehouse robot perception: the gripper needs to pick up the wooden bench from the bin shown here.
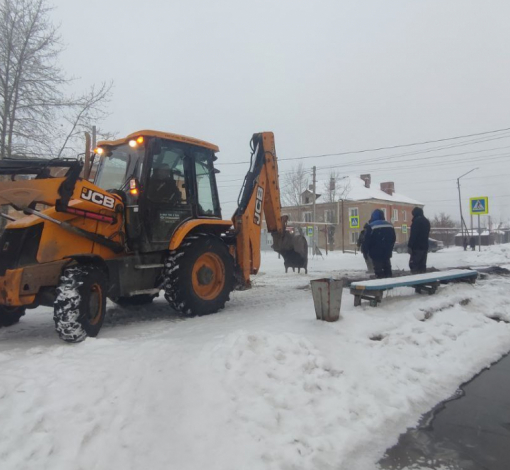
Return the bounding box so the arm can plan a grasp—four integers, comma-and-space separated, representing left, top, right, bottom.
350, 269, 478, 307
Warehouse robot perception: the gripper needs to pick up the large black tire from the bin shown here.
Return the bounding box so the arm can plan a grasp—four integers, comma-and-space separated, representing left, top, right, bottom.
0, 306, 26, 327
164, 235, 234, 315
113, 294, 156, 307
54, 265, 108, 343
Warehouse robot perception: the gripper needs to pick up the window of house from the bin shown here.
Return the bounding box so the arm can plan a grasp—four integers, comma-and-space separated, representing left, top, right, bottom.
403, 211, 407, 222
380, 208, 387, 219
305, 196, 310, 204
350, 231, 359, 244
349, 207, 359, 217
303, 212, 312, 222
392, 209, 398, 222
325, 209, 335, 223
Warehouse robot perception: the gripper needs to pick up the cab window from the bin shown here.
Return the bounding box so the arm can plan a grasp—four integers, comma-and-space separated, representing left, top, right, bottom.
95, 144, 144, 191
147, 146, 187, 204
194, 151, 218, 216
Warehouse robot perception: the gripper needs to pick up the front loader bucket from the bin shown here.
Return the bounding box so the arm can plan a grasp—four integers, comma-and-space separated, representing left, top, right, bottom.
0, 178, 65, 209
272, 231, 308, 273
0, 158, 83, 209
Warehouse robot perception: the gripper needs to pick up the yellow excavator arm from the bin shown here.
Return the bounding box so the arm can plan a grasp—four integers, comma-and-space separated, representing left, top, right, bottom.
233, 132, 305, 286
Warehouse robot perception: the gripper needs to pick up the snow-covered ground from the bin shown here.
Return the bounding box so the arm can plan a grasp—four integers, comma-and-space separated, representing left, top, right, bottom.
1, 246, 510, 470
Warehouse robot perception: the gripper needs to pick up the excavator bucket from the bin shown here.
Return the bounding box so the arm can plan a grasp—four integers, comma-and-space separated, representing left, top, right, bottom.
272, 230, 308, 274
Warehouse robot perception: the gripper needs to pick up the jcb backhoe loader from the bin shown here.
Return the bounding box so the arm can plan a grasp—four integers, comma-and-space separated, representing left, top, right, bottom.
0, 131, 306, 342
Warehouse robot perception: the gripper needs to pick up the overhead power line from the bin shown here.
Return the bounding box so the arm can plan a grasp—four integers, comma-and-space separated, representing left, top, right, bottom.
216, 126, 510, 166
313, 152, 510, 177
313, 138, 510, 174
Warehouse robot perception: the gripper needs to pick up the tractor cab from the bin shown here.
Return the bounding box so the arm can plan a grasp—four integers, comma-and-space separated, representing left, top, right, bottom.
93, 131, 222, 252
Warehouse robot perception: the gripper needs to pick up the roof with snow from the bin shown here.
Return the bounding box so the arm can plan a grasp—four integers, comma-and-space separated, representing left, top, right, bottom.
319, 175, 423, 206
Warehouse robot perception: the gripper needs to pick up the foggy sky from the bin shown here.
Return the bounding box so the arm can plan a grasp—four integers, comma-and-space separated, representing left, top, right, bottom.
52, 0, 510, 226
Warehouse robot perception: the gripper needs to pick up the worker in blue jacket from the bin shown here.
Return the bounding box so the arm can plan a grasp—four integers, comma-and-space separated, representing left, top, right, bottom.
362, 209, 396, 278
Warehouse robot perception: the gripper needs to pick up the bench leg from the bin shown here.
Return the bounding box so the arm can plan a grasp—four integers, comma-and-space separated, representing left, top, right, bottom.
351, 290, 384, 307
415, 282, 440, 295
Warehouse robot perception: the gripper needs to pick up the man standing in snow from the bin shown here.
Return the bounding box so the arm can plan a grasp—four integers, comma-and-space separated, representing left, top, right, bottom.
362, 209, 396, 278
408, 207, 431, 274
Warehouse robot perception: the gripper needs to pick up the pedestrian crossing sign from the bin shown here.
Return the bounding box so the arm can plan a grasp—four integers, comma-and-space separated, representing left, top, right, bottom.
470, 197, 489, 215
349, 216, 360, 229
307, 226, 313, 236
401, 224, 408, 234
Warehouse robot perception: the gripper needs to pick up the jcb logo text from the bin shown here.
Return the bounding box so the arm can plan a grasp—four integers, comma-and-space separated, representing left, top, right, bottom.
254, 186, 263, 225
81, 188, 115, 209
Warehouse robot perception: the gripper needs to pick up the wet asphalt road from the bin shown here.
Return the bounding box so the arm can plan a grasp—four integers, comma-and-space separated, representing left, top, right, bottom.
379, 353, 510, 470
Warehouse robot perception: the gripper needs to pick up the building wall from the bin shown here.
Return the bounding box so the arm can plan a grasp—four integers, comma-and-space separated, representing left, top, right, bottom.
282, 200, 419, 250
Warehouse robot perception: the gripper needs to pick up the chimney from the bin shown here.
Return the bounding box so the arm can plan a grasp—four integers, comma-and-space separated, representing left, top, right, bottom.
380, 182, 395, 196
360, 174, 371, 188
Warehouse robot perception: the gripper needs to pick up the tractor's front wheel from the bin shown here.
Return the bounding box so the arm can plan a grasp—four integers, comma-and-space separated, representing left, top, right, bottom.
164, 236, 234, 315
0, 306, 26, 327
54, 265, 108, 343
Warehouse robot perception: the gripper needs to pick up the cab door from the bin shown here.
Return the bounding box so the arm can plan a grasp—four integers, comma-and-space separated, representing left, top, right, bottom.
141, 141, 193, 249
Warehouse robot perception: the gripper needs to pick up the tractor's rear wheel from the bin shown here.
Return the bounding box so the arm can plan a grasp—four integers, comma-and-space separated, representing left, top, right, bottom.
164, 235, 234, 315
54, 265, 108, 343
0, 306, 26, 327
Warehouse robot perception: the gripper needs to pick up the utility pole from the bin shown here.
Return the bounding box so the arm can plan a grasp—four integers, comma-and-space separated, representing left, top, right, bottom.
312, 166, 316, 253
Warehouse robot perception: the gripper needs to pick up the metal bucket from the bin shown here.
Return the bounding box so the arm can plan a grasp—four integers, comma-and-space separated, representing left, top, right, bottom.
310, 278, 343, 322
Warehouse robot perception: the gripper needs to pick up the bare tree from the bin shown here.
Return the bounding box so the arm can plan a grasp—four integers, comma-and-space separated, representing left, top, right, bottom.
0, 0, 112, 160
322, 171, 351, 203
281, 163, 309, 220
55, 81, 113, 158
431, 212, 457, 228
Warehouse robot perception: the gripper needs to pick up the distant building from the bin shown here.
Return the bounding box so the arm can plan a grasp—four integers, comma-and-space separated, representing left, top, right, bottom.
281, 174, 423, 251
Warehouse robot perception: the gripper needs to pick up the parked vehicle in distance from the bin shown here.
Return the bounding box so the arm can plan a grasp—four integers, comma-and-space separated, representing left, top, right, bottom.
428, 238, 444, 252
394, 238, 444, 254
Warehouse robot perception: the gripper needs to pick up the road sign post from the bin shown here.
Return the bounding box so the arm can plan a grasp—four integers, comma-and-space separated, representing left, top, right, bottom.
478, 215, 481, 252
470, 197, 488, 251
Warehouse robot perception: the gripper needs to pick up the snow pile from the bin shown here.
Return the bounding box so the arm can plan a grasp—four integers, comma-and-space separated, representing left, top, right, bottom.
208, 281, 510, 470
213, 331, 346, 469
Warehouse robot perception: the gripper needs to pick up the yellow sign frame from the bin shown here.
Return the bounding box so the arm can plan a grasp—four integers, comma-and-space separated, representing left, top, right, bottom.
470, 197, 489, 215
349, 216, 360, 229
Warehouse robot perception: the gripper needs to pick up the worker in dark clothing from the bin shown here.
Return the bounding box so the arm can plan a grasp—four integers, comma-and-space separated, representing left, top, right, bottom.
357, 223, 374, 273
408, 207, 431, 274
362, 209, 396, 278
469, 236, 476, 251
